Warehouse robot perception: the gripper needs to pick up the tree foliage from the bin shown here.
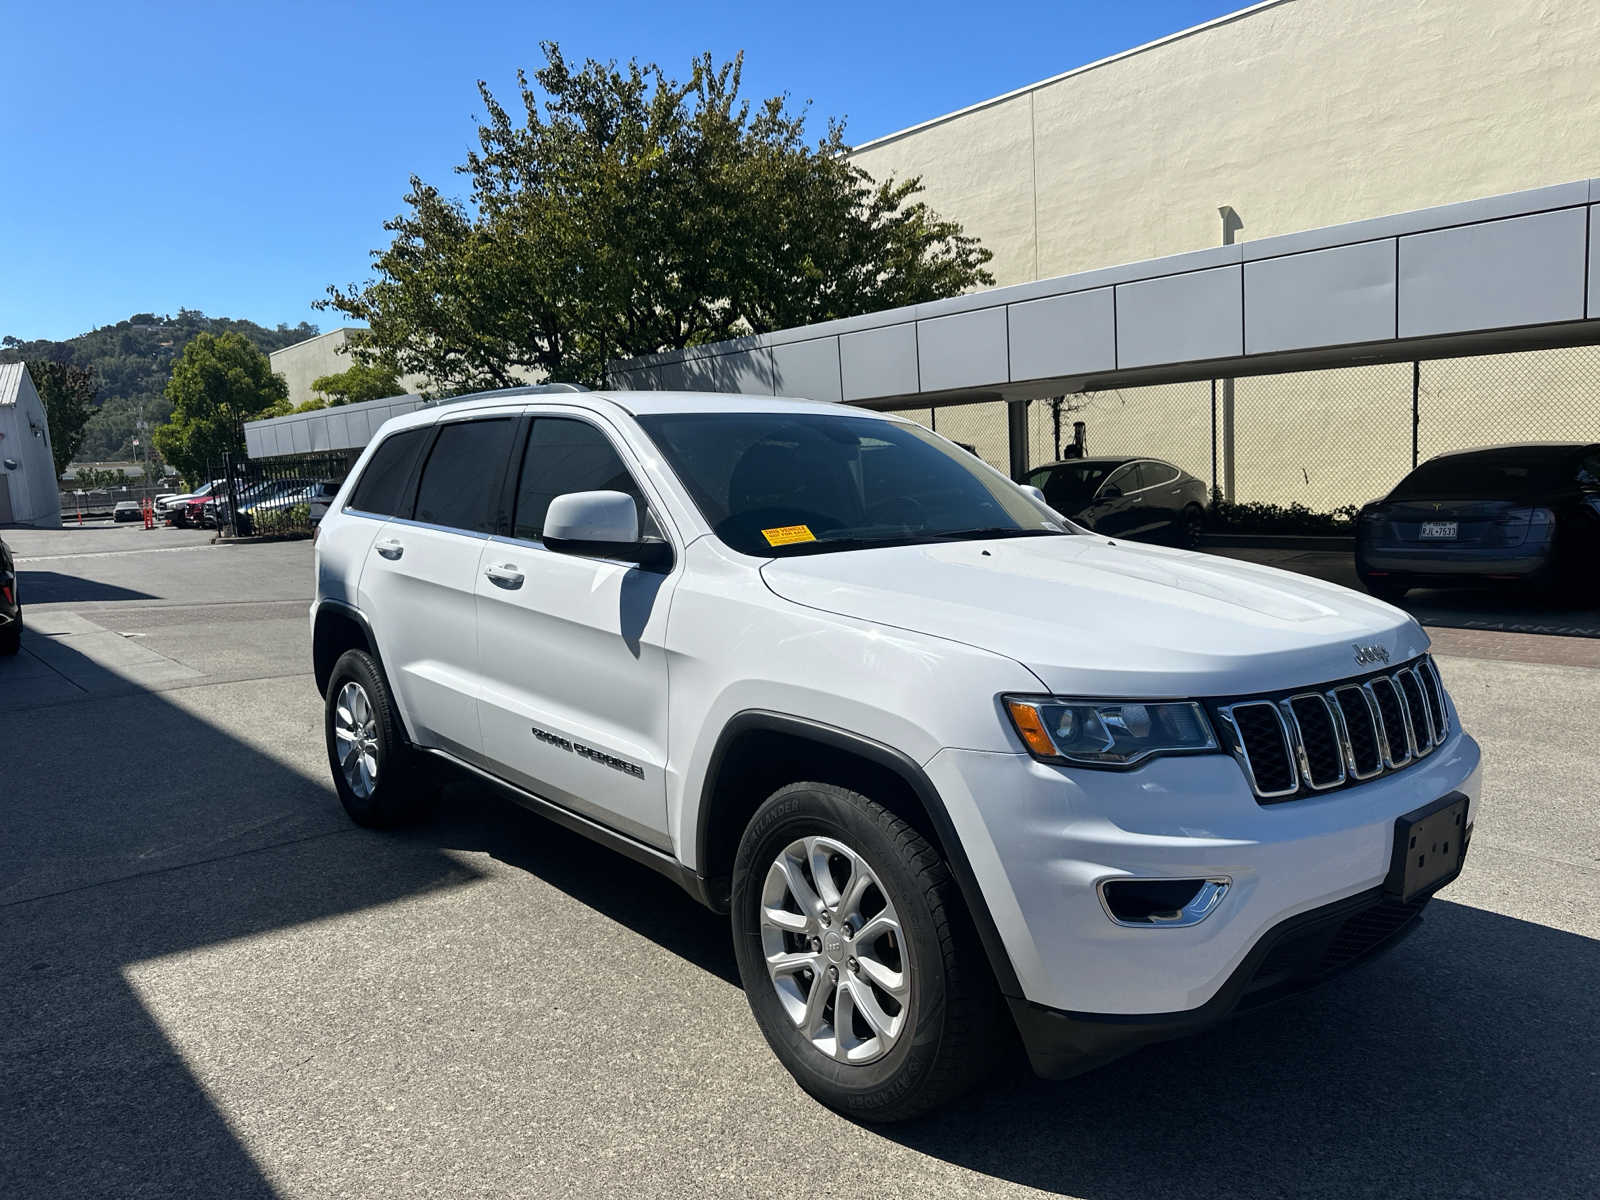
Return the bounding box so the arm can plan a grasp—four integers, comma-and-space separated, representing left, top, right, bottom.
152, 333, 288, 484
0, 311, 317, 461
309, 359, 403, 407
322, 44, 993, 391
28, 361, 99, 477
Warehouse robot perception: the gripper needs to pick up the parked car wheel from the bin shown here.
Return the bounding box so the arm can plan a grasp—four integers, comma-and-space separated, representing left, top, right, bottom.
1179, 503, 1205, 549
730, 781, 1001, 1122
0, 615, 19, 657
324, 649, 426, 827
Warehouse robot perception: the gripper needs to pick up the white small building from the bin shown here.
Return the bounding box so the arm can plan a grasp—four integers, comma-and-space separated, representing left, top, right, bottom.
0, 363, 61, 527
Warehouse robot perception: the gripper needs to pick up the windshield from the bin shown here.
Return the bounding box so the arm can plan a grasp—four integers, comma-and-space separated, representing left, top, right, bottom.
1389, 447, 1574, 500
636, 411, 1068, 556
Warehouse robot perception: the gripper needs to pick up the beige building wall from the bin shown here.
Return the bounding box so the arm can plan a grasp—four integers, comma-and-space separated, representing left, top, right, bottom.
269, 329, 433, 411
852, 0, 1600, 287
853, 0, 1600, 507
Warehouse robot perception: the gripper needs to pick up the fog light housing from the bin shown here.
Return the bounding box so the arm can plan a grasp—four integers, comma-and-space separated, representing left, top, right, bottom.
1098, 877, 1230, 927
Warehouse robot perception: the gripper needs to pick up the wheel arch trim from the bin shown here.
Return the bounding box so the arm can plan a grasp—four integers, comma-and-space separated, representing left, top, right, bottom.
695, 709, 1024, 997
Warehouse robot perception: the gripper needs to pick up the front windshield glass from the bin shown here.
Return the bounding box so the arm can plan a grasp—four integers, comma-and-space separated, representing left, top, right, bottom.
636, 411, 1069, 556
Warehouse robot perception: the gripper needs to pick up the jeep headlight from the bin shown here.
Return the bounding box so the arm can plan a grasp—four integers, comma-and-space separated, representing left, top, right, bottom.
1003, 696, 1218, 767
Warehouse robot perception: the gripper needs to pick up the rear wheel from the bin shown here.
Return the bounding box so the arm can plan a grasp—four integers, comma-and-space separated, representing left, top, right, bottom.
324, 649, 426, 827
730, 781, 1001, 1122
1178, 503, 1205, 549
0, 614, 19, 657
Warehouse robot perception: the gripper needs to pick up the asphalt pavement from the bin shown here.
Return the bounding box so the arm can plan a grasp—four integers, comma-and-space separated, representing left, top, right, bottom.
2, 523, 1597, 1199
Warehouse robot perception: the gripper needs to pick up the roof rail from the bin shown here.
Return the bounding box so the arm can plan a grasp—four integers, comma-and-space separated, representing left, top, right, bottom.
429, 382, 589, 407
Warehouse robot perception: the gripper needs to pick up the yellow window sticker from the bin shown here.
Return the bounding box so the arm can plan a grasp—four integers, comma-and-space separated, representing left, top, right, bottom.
762, 524, 816, 547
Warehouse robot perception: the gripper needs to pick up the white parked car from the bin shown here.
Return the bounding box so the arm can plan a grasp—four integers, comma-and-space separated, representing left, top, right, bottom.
310, 389, 1482, 1121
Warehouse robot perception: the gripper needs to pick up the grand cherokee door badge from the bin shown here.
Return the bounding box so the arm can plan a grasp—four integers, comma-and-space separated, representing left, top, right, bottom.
530, 725, 645, 779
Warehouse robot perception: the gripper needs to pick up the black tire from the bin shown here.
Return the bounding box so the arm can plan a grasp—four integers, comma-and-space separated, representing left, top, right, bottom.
730, 781, 1001, 1122
0, 614, 19, 657
1178, 503, 1205, 549
323, 648, 425, 827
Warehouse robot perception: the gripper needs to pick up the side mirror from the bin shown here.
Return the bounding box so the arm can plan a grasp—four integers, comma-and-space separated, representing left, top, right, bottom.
1099, 484, 1122, 500
1021, 484, 1048, 507
543, 490, 672, 569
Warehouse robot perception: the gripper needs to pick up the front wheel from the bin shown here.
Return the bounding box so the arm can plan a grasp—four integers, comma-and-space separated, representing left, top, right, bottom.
730, 781, 1001, 1122
323, 649, 426, 827
1178, 504, 1205, 549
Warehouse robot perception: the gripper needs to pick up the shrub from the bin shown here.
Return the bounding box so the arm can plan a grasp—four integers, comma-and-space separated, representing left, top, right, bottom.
1208, 492, 1358, 536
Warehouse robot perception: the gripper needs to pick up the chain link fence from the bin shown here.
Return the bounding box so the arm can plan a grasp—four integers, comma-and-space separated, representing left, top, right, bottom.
890, 345, 1600, 513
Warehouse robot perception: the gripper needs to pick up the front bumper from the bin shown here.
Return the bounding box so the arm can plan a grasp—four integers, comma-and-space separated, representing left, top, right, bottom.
923, 717, 1481, 1026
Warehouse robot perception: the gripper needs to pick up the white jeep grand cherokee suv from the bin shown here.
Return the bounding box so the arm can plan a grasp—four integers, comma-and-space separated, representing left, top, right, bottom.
311, 387, 1481, 1121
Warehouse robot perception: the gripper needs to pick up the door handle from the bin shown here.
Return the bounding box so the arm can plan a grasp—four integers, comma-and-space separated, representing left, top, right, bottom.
374, 538, 404, 560
485, 563, 525, 589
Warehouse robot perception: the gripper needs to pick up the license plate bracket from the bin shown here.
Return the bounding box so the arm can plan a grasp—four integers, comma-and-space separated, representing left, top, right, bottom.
1420, 520, 1458, 539
1386, 793, 1469, 901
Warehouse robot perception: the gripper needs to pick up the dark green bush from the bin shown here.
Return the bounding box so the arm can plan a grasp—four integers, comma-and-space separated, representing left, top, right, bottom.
1208, 490, 1358, 535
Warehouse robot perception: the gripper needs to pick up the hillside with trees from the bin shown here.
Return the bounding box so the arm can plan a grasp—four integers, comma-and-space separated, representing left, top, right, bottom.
0, 310, 317, 463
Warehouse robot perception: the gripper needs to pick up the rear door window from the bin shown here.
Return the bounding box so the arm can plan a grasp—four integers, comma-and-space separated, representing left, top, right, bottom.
412, 419, 517, 533
347, 428, 428, 517
512, 417, 645, 541
1104, 463, 1143, 494
1141, 461, 1179, 487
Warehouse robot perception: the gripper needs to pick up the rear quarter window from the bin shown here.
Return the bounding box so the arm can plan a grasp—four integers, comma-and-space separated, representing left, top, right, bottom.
347, 428, 428, 517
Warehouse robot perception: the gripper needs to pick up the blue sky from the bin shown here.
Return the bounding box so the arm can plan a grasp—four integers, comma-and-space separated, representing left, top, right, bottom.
1, 0, 1241, 342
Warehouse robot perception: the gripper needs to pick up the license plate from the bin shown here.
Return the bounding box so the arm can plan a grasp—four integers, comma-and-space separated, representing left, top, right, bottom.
1419, 520, 1458, 539
1386, 794, 1469, 901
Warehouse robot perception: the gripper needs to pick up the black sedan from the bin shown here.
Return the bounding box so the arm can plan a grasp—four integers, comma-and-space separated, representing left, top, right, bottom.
1, 534, 20, 656
1025, 457, 1209, 547
1356, 442, 1600, 601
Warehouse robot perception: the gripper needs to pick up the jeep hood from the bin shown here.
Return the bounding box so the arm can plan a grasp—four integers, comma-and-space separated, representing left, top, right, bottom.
759, 535, 1426, 697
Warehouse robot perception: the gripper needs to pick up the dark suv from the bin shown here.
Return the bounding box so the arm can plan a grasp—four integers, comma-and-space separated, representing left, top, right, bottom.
1356, 442, 1600, 601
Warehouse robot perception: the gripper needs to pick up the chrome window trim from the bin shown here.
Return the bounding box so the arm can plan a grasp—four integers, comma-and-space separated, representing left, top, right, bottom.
386, 516, 491, 540
1219, 700, 1299, 798
1328, 685, 1386, 780
1280, 693, 1347, 790
1364, 676, 1414, 768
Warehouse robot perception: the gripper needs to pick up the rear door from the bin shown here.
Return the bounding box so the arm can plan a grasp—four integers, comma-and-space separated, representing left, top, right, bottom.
1134, 460, 1184, 535
358, 415, 519, 761
473, 413, 677, 847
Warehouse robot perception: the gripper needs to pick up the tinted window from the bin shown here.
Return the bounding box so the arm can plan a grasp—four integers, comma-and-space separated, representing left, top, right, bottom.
412, 419, 515, 532
1142, 461, 1180, 487
1104, 463, 1142, 494
1577, 453, 1600, 489
1390, 447, 1575, 501
637, 412, 1064, 557
1027, 461, 1119, 509
513, 418, 643, 541
348, 428, 428, 517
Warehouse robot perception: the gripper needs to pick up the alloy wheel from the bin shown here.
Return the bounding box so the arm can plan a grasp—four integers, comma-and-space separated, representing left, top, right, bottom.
758, 835, 909, 1064
333, 681, 380, 798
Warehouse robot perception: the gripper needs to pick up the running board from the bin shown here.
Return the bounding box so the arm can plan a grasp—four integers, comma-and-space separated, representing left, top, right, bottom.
416, 747, 716, 909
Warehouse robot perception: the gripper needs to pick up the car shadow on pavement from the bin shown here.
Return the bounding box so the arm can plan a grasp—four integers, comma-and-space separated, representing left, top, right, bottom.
419, 779, 1597, 1198
17, 570, 158, 604
424, 778, 740, 986
1, 638, 484, 1200
892, 898, 1599, 1199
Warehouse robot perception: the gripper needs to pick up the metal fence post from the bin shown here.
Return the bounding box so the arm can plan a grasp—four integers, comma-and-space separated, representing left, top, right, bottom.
223, 452, 241, 538
1210, 379, 1219, 500
1411, 361, 1421, 468
1007, 401, 1030, 481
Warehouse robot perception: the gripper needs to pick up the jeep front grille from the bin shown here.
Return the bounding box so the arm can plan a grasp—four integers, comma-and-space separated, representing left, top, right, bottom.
1216, 656, 1450, 803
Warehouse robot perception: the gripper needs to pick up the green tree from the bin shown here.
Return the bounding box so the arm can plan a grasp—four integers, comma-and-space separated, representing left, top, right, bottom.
28, 361, 98, 476
152, 332, 287, 483
321, 43, 993, 391
308, 358, 403, 407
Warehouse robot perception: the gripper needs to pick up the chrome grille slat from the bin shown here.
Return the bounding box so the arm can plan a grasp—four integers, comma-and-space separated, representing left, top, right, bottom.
1220, 656, 1451, 802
